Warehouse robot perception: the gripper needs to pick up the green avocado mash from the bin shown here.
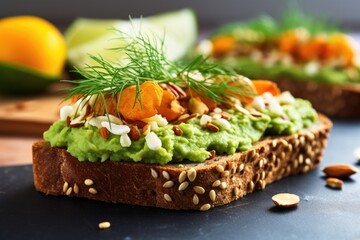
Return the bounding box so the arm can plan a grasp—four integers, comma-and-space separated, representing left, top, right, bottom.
44, 99, 317, 165
222, 57, 360, 84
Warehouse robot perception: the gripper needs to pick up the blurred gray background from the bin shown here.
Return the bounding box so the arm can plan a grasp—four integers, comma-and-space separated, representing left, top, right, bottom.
1, 0, 360, 30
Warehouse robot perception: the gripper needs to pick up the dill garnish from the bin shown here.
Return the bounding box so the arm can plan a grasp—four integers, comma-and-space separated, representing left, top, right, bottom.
65, 29, 254, 110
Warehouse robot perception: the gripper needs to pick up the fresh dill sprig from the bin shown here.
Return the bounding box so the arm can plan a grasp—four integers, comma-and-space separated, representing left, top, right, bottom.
65, 28, 254, 109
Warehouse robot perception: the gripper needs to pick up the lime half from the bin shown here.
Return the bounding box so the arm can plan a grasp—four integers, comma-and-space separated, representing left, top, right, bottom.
64, 9, 198, 70
0, 62, 58, 94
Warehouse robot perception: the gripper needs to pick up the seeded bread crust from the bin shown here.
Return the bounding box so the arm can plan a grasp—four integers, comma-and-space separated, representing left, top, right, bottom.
32, 114, 332, 211
274, 78, 360, 118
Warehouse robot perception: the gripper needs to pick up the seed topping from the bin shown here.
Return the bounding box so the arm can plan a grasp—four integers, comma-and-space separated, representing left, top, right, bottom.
164, 194, 172, 202
66, 187, 73, 196
178, 171, 187, 183
187, 168, 197, 182
200, 204, 211, 211
89, 188, 98, 194
162, 171, 170, 180
212, 180, 221, 187
193, 194, 199, 205
209, 190, 216, 202
163, 180, 174, 188
84, 179, 94, 186
178, 181, 189, 191
216, 165, 224, 173
150, 168, 158, 179
73, 184, 79, 194
193, 186, 205, 195
63, 181, 69, 193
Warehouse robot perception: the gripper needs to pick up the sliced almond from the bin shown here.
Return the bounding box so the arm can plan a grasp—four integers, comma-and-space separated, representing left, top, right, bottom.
322, 164, 358, 178
326, 177, 343, 189
272, 193, 300, 208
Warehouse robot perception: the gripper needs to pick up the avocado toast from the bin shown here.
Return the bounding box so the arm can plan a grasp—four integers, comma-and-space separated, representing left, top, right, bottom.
206, 11, 360, 118
33, 30, 332, 210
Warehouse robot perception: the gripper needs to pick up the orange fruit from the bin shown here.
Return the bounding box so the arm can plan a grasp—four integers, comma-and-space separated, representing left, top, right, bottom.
0, 16, 66, 77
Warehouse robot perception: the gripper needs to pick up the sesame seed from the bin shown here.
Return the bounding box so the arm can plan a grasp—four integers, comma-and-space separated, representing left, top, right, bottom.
200, 204, 211, 211
279, 139, 288, 148
193, 186, 205, 195
305, 158, 312, 165
219, 182, 227, 190
209, 190, 216, 202
302, 165, 311, 173
306, 132, 315, 140
178, 181, 189, 191
298, 154, 304, 164
73, 184, 79, 194
216, 165, 224, 173
299, 136, 306, 146
178, 171, 187, 183
63, 182, 69, 193
89, 188, 98, 194
258, 159, 264, 169
193, 194, 199, 205
259, 180, 266, 190
261, 171, 266, 180
84, 179, 94, 186
221, 170, 230, 178
247, 181, 254, 192
238, 164, 245, 174
98, 221, 111, 230
163, 180, 174, 188
212, 180, 221, 187
150, 168, 158, 179
164, 194, 172, 202
162, 171, 170, 180
187, 168, 197, 182
234, 187, 240, 197
272, 139, 278, 149
66, 187, 72, 196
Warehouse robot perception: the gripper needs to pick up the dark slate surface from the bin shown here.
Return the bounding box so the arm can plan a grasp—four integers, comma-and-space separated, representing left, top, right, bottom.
1, 120, 360, 240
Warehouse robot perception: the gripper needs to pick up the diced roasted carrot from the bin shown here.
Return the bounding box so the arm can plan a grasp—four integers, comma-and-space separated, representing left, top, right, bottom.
211, 35, 236, 57
92, 94, 118, 116
327, 33, 356, 67
297, 36, 327, 61
119, 81, 163, 121
225, 76, 257, 104
278, 29, 309, 55
252, 80, 280, 96
157, 89, 185, 121
185, 89, 217, 111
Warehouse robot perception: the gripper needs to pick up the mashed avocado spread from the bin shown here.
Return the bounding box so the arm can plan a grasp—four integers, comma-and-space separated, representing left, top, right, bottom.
44, 98, 317, 165
222, 57, 360, 84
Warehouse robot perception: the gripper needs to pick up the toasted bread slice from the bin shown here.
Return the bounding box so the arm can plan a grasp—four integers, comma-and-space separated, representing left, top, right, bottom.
275, 79, 360, 118
32, 114, 332, 211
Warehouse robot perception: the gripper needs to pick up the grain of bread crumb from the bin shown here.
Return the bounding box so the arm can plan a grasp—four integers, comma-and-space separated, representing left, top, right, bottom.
272, 193, 300, 208
98, 221, 111, 229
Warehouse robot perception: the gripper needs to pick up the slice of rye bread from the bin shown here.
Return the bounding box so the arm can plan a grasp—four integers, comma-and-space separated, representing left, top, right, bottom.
274, 78, 360, 118
32, 114, 332, 211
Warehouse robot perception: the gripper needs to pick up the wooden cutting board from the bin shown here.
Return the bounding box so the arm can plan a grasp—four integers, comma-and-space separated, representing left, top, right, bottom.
0, 95, 68, 136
